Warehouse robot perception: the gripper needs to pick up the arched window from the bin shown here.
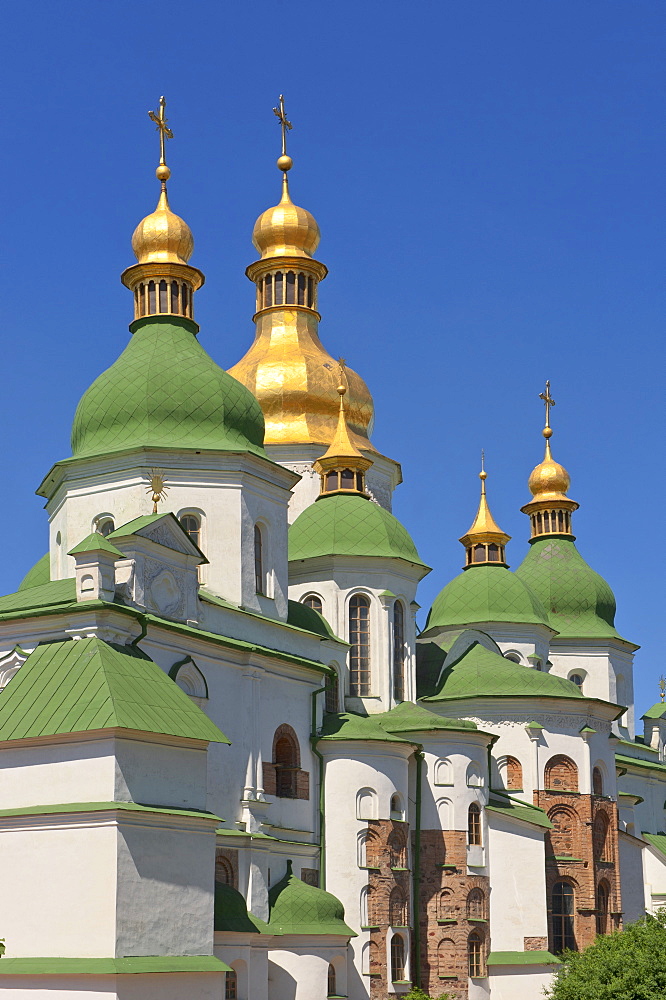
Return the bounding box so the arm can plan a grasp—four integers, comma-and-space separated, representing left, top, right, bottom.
548, 807, 576, 858
504, 651, 521, 664
215, 855, 235, 886
389, 887, 407, 926
325, 669, 339, 713
439, 889, 454, 920
466, 763, 483, 787
358, 828, 381, 869
179, 513, 201, 549
390, 794, 404, 822
327, 963, 336, 997
467, 888, 485, 920
596, 881, 610, 936
272, 725, 300, 798
349, 594, 371, 696
254, 524, 264, 594
388, 830, 406, 868
503, 756, 523, 791
96, 516, 114, 537
225, 969, 237, 1000
551, 882, 576, 953
545, 755, 579, 792
468, 803, 482, 846
592, 767, 604, 796
434, 758, 452, 785
302, 593, 322, 614
393, 601, 405, 701
468, 932, 484, 978
390, 934, 406, 982
569, 673, 584, 689
148, 280, 156, 312
356, 787, 378, 821
593, 812, 610, 862
438, 938, 455, 978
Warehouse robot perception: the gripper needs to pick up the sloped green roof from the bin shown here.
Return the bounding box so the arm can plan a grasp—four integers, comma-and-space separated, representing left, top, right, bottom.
289, 494, 428, 568
488, 790, 552, 829
643, 833, 666, 859
109, 511, 208, 563
423, 639, 585, 703
214, 881, 268, 934
0, 637, 229, 744
18, 553, 50, 591
516, 536, 625, 641
68, 533, 124, 558
287, 599, 337, 640
373, 700, 478, 734
71, 316, 266, 460
643, 703, 666, 720
319, 712, 414, 744
425, 564, 549, 632
0, 578, 76, 614
487, 951, 560, 966
268, 860, 355, 936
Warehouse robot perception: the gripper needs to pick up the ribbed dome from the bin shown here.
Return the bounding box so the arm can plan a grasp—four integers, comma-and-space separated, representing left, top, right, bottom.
425, 565, 549, 632
268, 860, 355, 936
131, 187, 194, 265
289, 494, 428, 568
252, 177, 320, 259
515, 536, 624, 640
71, 316, 266, 459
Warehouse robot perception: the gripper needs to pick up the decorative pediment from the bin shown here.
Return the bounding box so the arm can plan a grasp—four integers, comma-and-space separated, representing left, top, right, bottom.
169, 655, 208, 705
111, 513, 206, 562
0, 645, 30, 690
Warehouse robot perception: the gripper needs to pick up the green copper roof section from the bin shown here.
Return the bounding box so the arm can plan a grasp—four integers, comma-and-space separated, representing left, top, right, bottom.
68, 532, 124, 558
0, 578, 76, 614
214, 882, 269, 934
423, 639, 585, 703
71, 316, 266, 460
286, 599, 338, 640
0, 637, 229, 744
268, 860, 356, 936
319, 712, 414, 744
425, 564, 549, 632
0, 957, 230, 975
488, 791, 553, 829
18, 553, 50, 591
643, 703, 666, 720
487, 951, 561, 966
515, 536, 625, 641
289, 494, 428, 568
372, 701, 478, 734
642, 833, 666, 860
109, 511, 208, 563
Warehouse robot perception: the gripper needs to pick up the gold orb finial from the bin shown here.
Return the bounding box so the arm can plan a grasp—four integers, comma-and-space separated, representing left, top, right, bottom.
277, 154, 293, 172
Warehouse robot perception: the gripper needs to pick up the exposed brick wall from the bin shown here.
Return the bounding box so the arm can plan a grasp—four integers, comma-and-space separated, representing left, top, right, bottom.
524, 936, 547, 950
215, 849, 238, 888
416, 829, 490, 1000
534, 789, 622, 953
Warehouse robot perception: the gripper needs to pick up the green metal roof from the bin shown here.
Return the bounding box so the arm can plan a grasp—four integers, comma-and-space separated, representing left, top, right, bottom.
487, 951, 560, 966
18, 553, 50, 591
373, 700, 478, 734
642, 833, 666, 859
643, 703, 666, 720
423, 639, 585, 703
71, 316, 266, 460
286, 599, 338, 640
0, 957, 230, 975
0, 637, 229, 744
425, 564, 549, 632
319, 712, 414, 744
68, 532, 125, 558
268, 860, 355, 936
515, 536, 625, 641
214, 881, 269, 934
0, 578, 76, 614
487, 791, 553, 829
289, 493, 428, 568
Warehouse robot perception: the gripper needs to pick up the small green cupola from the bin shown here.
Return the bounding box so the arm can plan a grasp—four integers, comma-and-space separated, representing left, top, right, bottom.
267, 860, 355, 936
71, 97, 266, 462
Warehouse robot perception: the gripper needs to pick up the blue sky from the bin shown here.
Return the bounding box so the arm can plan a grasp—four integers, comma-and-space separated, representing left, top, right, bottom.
1, 1, 663, 713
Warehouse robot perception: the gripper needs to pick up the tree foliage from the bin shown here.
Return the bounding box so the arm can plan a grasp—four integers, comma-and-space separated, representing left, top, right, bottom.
545, 910, 666, 999
403, 989, 451, 1000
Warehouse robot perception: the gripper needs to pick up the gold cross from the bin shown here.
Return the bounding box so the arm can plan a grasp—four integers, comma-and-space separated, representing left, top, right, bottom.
660, 676, 665, 703
539, 380, 556, 428
148, 96, 173, 167
273, 94, 292, 156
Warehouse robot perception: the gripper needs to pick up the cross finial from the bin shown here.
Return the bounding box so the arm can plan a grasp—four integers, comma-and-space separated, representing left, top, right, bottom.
539, 380, 556, 429
479, 449, 487, 492
148, 96, 173, 169
273, 94, 293, 157
660, 676, 665, 703
336, 358, 348, 395
146, 469, 168, 515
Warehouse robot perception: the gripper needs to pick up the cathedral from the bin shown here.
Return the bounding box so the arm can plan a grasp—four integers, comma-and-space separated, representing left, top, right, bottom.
0, 97, 663, 1000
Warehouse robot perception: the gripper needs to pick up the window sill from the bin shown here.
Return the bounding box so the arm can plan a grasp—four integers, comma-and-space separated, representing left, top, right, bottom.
437, 919, 457, 925
439, 975, 459, 980
390, 867, 410, 872
469, 918, 488, 923
437, 863, 458, 870
360, 925, 380, 931
391, 925, 411, 930
359, 866, 381, 871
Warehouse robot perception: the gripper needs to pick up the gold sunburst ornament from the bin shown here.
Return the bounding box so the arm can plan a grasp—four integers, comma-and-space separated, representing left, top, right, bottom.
147, 470, 168, 514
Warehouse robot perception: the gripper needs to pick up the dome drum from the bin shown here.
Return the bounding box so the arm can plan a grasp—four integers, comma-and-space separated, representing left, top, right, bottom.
246, 256, 327, 320
521, 496, 578, 541
122, 262, 205, 322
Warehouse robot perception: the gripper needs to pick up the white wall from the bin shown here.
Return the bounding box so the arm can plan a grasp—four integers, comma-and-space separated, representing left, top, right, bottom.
487, 813, 548, 950
488, 967, 556, 1000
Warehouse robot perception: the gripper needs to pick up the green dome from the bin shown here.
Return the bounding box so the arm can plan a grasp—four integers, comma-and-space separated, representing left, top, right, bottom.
18, 553, 50, 591
289, 494, 428, 567
425, 564, 549, 632
515, 536, 623, 640
424, 638, 585, 703
71, 316, 266, 459
268, 860, 355, 936
214, 882, 268, 934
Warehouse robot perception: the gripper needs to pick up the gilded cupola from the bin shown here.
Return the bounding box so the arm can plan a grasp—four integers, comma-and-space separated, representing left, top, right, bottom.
121, 97, 204, 320
460, 455, 510, 568
520, 381, 579, 539
313, 374, 372, 498
228, 96, 375, 452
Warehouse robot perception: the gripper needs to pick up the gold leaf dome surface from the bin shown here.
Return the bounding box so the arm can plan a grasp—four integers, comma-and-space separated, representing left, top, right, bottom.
131, 187, 194, 265
252, 178, 320, 259
527, 441, 571, 501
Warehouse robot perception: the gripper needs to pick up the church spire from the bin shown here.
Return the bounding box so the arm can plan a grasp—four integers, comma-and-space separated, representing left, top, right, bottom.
121, 96, 204, 322
313, 365, 372, 498
459, 453, 510, 568
520, 380, 579, 540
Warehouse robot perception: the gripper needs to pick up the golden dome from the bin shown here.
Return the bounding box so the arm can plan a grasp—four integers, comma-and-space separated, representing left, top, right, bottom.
252, 174, 320, 259
527, 432, 571, 501
131, 185, 194, 265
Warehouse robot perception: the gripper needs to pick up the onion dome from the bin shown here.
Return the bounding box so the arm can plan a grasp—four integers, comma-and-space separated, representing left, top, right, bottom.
18, 553, 49, 591
521, 382, 579, 539
253, 170, 320, 259
131, 185, 194, 265
214, 882, 268, 934
459, 456, 511, 568
289, 494, 429, 570
267, 860, 355, 936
